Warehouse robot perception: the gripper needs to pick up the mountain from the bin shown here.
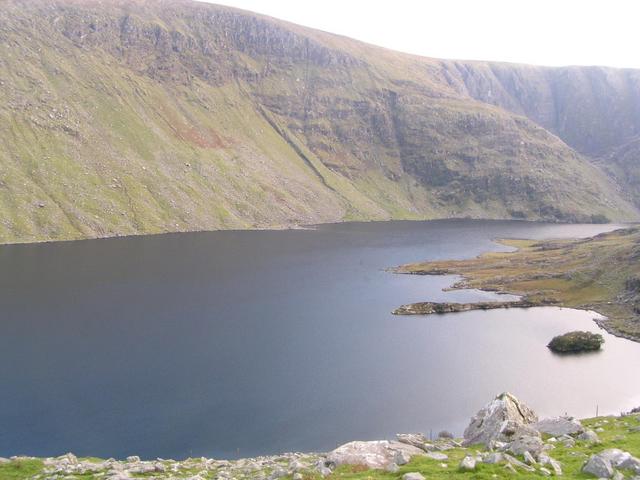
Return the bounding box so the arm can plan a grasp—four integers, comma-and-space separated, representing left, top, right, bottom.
1, 0, 639, 244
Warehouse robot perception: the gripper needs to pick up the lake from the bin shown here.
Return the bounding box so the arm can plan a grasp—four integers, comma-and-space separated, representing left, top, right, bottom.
1, 219, 639, 460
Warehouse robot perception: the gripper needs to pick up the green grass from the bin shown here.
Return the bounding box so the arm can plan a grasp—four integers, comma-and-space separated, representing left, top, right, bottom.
0, 459, 44, 480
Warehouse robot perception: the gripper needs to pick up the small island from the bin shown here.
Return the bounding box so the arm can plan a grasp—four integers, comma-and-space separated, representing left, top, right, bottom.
547, 331, 605, 353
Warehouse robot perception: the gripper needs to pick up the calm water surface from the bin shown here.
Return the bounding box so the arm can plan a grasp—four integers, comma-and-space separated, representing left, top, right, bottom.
1, 220, 639, 459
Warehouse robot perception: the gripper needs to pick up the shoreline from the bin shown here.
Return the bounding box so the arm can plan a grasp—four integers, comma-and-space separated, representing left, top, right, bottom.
4, 407, 639, 479
390, 229, 640, 344
0, 218, 632, 248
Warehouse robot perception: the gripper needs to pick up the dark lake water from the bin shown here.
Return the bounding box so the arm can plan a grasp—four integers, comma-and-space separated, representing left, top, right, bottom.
1, 220, 639, 460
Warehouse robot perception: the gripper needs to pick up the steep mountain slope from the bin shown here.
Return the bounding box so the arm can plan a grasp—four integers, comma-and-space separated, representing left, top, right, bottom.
0, 0, 638, 244
445, 62, 640, 157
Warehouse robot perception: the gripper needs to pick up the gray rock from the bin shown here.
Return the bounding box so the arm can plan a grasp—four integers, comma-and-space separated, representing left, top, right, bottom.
620, 455, 640, 474
459, 456, 476, 471
482, 452, 504, 464
532, 417, 584, 436
612, 472, 625, 480
126, 456, 140, 463
507, 436, 544, 456
396, 433, 429, 450
503, 453, 535, 472
549, 458, 563, 476
523, 451, 537, 465
385, 462, 400, 473
327, 440, 423, 469
463, 392, 538, 447
503, 463, 517, 473
268, 467, 287, 479
288, 459, 305, 471
402, 473, 425, 480
292, 474, 303, 480
583, 454, 614, 478
596, 449, 640, 474
425, 452, 448, 461
394, 450, 412, 465
578, 429, 601, 444
539, 467, 551, 476
317, 466, 332, 477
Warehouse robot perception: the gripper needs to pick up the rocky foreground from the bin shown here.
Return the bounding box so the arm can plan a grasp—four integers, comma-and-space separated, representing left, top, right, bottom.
3, 392, 640, 480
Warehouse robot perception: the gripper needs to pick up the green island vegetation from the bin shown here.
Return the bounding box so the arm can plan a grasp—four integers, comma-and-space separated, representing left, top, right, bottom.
547, 331, 605, 353
394, 227, 640, 342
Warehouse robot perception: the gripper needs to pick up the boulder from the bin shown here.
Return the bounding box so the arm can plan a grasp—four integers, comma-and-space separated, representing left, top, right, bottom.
531, 417, 584, 436
506, 426, 544, 456
503, 453, 535, 472
402, 473, 425, 480
396, 433, 430, 451
577, 429, 600, 444
549, 458, 563, 476
327, 441, 423, 470
463, 392, 538, 447
459, 456, 476, 471
583, 454, 614, 478
523, 451, 536, 465
394, 450, 411, 466
385, 463, 400, 473
482, 452, 504, 464
425, 452, 448, 461
597, 449, 640, 474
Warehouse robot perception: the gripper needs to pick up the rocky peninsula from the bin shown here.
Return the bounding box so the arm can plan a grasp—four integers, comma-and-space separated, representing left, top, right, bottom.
392, 228, 640, 342
392, 300, 544, 315
4, 393, 639, 480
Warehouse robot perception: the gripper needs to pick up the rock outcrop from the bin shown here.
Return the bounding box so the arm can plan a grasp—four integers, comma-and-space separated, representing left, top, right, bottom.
326, 440, 424, 470
583, 449, 640, 478
393, 300, 542, 316
462, 392, 538, 447
531, 416, 584, 436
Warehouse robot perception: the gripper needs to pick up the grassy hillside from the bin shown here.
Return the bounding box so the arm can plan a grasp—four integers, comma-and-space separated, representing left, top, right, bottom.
396, 228, 640, 340
0, 0, 638, 243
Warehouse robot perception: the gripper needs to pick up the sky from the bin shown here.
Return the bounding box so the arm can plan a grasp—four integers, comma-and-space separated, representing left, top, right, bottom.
207, 0, 640, 69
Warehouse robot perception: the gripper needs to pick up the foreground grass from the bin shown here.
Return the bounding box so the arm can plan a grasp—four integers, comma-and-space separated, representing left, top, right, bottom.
3, 414, 639, 479
0, 460, 43, 480
395, 227, 640, 341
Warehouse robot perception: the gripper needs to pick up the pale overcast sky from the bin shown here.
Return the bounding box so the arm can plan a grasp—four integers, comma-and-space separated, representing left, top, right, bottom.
206, 0, 639, 68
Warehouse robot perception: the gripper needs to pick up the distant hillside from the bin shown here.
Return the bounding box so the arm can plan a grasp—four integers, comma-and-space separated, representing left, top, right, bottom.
1, 0, 639, 243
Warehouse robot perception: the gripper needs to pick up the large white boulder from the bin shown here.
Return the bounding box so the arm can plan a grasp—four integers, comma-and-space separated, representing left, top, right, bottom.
463, 392, 538, 447
327, 440, 423, 470
531, 417, 584, 436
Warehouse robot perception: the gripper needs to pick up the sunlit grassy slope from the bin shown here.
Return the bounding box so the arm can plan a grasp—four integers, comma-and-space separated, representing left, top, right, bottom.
1, 0, 638, 244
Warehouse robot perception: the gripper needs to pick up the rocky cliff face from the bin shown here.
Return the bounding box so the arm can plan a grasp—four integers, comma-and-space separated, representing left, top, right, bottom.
446, 62, 640, 156
0, 0, 639, 243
